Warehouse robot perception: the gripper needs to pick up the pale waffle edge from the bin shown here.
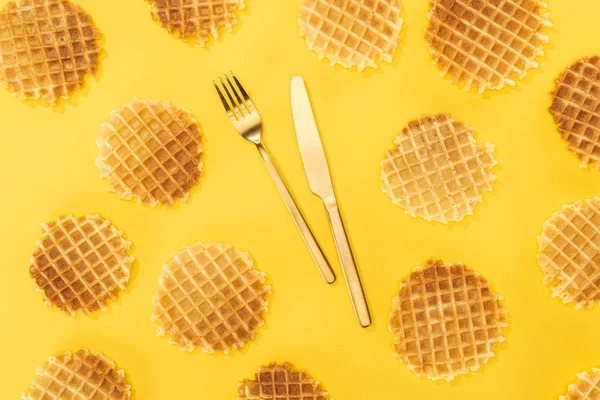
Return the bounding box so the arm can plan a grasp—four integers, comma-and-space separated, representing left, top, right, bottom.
559, 367, 600, 400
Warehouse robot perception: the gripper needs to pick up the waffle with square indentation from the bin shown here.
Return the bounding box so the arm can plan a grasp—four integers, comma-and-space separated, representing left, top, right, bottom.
298, 0, 403, 71
389, 260, 508, 381
29, 214, 134, 315
237, 362, 332, 400
380, 113, 496, 224
96, 98, 203, 207
549, 55, 600, 169
0, 0, 102, 104
146, 0, 245, 46
22, 349, 131, 400
152, 242, 271, 353
561, 368, 600, 400
537, 198, 600, 308
425, 0, 551, 92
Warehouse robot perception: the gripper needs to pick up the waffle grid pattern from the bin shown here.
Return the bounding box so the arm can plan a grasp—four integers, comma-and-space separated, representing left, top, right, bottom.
237, 362, 331, 400
561, 368, 600, 400
389, 260, 508, 381
0, 0, 101, 104
96, 98, 203, 207
147, 0, 245, 46
29, 215, 134, 315
380, 114, 496, 224
549, 55, 600, 169
298, 0, 403, 71
22, 349, 131, 400
152, 242, 271, 353
537, 198, 600, 308
425, 0, 550, 92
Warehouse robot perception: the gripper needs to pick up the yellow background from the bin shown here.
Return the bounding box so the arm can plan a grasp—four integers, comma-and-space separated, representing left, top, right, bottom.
2, 0, 600, 398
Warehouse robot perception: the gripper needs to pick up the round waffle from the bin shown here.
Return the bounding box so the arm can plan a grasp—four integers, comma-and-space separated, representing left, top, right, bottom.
549, 55, 600, 169
146, 0, 245, 46
96, 98, 203, 207
389, 260, 508, 381
380, 113, 496, 224
152, 242, 271, 353
298, 0, 403, 71
561, 368, 600, 400
237, 362, 332, 400
425, 0, 551, 92
30, 214, 134, 315
0, 0, 102, 104
22, 349, 131, 400
537, 198, 600, 308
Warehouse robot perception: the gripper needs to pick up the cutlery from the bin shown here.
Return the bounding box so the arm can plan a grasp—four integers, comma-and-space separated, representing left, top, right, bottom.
213, 73, 336, 284
291, 76, 371, 327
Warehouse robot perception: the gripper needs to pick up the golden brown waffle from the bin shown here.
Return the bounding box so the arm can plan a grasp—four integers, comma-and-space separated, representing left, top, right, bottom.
380, 113, 496, 224
298, 0, 403, 71
561, 368, 600, 400
389, 260, 508, 381
29, 214, 134, 316
537, 198, 600, 308
96, 98, 203, 207
425, 0, 551, 92
549, 55, 600, 169
237, 362, 332, 400
146, 0, 245, 46
152, 242, 271, 353
22, 349, 131, 400
0, 0, 102, 104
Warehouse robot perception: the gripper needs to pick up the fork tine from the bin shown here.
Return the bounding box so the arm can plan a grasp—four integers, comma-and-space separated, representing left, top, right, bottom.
220, 77, 245, 118
213, 80, 238, 121
231, 73, 250, 101
225, 74, 248, 115
231, 73, 257, 112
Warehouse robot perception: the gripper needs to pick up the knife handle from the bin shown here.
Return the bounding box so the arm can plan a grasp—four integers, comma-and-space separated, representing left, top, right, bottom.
324, 201, 371, 327
255, 142, 336, 284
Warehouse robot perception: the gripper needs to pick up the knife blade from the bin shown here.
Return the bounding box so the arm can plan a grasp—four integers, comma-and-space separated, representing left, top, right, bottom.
290, 76, 372, 327
290, 76, 334, 201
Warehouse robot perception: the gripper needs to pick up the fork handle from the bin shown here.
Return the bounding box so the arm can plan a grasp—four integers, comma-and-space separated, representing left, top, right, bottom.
324, 201, 371, 327
255, 142, 336, 284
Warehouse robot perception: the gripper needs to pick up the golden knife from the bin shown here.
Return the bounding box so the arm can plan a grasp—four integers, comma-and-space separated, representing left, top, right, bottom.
290, 76, 371, 328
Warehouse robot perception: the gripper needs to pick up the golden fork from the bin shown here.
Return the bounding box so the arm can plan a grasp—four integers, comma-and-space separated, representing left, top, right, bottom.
213, 73, 336, 284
